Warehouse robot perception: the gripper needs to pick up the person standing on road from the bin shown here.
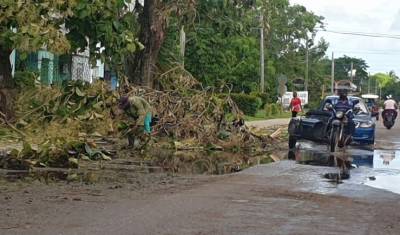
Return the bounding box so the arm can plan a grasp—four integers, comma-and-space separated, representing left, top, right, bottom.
290, 92, 302, 117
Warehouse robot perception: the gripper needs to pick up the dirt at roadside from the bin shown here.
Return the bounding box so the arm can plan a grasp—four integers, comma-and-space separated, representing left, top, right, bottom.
0, 173, 223, 231
1, 162, 400, 235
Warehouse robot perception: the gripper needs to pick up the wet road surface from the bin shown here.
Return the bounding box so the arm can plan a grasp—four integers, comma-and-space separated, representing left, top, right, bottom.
247, 118, 290, 129
2, 119, 400, 234
295, 118, 400, 195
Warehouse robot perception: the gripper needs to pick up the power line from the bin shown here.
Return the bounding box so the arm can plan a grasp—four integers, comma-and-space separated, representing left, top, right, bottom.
334, 51, 400, 55
317, 29, 400, 40
334, 48, 400, 53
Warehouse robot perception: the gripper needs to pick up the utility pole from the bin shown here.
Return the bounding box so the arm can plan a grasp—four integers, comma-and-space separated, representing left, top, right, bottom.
368, 73, 371, 94
260, 13, 265, 93
350, 62, 354, 82
179, 26, 186, 68
305, 37, 309, 91
331, 52, 335, 94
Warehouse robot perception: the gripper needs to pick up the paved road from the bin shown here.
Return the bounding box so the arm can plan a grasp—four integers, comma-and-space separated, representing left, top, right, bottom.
2, 120, 400, 235
247, 118, 290, 129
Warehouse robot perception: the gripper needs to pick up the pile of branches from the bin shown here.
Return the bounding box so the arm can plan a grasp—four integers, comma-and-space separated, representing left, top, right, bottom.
13, 80, 118, 143
126, 86, 240, 143
0, 75, 263, 170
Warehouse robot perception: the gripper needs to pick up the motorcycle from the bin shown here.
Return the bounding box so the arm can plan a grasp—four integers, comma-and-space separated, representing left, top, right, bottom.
383, 110, 396, 129
326, 103, 355, 153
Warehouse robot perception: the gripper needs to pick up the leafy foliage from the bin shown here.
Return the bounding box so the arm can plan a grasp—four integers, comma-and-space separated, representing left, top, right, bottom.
231, 93, 261, 116
1, 140, 111, 170
65, 0, 142, 71
0, 0, 76, 55
333, 56, 369, 85
161, 0, 326, 100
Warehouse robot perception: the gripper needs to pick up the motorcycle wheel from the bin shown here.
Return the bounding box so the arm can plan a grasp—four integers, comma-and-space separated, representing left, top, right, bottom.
384, 121, 393, 129
330, 126, 339, 153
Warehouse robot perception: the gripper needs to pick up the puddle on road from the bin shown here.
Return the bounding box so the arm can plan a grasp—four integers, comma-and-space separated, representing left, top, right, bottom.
0, 150, 276, 183
364, 150, 400, 194
291, 142, 400, 195
372, 150, 400, 169
365, 174, 400, 194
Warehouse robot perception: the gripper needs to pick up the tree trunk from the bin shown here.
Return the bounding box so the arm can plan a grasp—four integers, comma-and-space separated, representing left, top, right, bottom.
0, 46, 15, 120
0, 46, 13, 89
127, 0, 167, 88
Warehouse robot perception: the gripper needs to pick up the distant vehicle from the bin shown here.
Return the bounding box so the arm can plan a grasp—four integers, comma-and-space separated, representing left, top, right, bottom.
288, 95, 376, 150
362, 94, 380, 120
383, 110, 396, 129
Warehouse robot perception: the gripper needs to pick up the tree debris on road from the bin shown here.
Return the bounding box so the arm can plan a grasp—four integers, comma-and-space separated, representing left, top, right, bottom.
0, 78, 282, 172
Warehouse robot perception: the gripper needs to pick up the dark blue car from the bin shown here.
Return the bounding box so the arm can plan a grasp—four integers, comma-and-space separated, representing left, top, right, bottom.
289, 95, 375, 148
326, 96, 375, 145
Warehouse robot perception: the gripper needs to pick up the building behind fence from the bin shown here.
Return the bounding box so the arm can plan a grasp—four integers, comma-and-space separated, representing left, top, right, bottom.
10, 49, 116, 88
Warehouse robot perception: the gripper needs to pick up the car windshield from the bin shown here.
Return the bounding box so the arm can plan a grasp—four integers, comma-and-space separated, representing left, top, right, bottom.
364, 99, 376, 107
321, 97, 370, 115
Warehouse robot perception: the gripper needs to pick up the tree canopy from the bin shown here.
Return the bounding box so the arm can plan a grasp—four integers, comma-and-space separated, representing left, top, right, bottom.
0, 0, 76, 55
2, 0, 399, 107
333, 56, 369, 86
0, 0, 142, 85
65, 0, 142, 72
157, 0, 327, 102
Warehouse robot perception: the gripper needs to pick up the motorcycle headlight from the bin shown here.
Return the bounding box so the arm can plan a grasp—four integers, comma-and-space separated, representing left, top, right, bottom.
336, 111, 344, 119
359, 121, 374, 128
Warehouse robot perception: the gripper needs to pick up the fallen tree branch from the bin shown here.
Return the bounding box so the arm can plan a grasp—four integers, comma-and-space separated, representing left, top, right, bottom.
270, 154, 281, 162
269, 128, 282, 139
0, 111, 25, 138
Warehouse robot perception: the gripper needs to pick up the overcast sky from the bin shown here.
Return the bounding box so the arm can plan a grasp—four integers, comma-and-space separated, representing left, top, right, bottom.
290, 0, 400, 75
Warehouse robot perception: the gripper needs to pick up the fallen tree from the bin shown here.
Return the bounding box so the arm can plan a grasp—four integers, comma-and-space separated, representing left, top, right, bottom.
0, 72, 269, 170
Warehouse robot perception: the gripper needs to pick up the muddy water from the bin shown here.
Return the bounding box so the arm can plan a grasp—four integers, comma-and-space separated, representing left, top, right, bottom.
292, 140, 400, 195
0, 149, 276, 183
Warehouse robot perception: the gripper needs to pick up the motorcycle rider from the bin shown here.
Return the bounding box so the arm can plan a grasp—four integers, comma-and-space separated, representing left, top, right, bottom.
382, 95, 398, 120
333, 89, 356, 146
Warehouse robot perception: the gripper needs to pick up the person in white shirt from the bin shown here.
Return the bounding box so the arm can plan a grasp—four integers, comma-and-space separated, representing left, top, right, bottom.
382, 95, 398, 119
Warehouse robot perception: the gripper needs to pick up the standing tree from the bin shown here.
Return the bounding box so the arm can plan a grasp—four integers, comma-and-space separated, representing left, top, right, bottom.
333, 56, 369, 86
65, 0, 142, 77
175, 0, 324, 96
126, 0, 196, 88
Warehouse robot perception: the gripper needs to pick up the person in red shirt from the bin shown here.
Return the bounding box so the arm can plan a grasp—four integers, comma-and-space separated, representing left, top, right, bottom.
290, 91, 302, 117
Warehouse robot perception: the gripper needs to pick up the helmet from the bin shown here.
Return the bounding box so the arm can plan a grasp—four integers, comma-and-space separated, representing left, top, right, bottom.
337, 89, 348, 96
